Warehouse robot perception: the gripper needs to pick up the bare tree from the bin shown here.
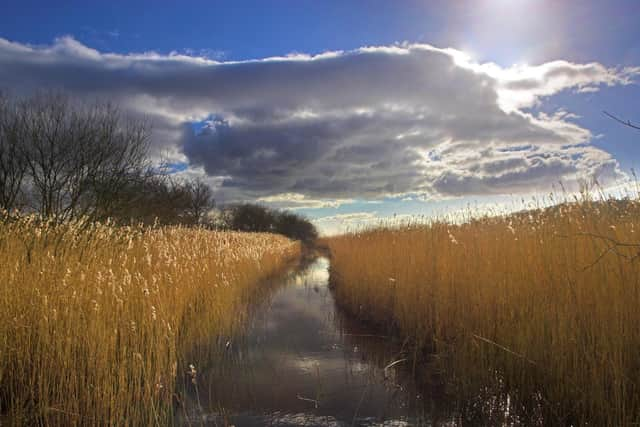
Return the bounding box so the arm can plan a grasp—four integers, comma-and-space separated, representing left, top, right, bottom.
0, 93, 28, 212
14, 92, 151, 220
107, 173, 183, 225
2, 92, 220, 227
183, 179, 214, 224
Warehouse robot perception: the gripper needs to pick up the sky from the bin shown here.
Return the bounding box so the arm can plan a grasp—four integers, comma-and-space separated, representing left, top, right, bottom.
1, 0, 639, 234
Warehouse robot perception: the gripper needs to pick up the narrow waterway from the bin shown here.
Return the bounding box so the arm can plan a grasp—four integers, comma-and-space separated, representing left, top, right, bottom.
178, 256, 445, 426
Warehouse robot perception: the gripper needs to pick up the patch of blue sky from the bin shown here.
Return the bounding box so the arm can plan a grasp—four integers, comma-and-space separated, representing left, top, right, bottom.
163, 162, 189, 174
526, 84, 640, 173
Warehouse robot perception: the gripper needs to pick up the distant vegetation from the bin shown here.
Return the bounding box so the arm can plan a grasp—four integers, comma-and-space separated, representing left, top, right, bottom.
0, 91, 317, 241
0, 91, 214, 225
220, 203, 318, 243
0, 216, 299, 425
326, 194, 640, 425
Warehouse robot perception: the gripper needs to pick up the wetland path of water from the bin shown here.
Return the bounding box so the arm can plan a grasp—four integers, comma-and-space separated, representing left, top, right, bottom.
178, 256, 451, 426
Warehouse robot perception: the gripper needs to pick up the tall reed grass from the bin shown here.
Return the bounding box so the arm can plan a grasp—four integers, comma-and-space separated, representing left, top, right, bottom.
0, 216, 299, 426
326, 197, 640, 425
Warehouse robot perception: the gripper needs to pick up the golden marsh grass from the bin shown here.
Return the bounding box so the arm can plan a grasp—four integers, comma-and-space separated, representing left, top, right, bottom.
326, 197, 640, 425
0, 216, 299, 425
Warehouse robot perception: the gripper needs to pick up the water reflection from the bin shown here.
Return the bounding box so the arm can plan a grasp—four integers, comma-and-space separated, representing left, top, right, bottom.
178, 257, 440, 426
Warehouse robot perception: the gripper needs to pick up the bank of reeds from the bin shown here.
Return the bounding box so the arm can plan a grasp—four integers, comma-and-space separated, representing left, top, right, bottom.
0, 215, 299, 425
326, 197, 640, 425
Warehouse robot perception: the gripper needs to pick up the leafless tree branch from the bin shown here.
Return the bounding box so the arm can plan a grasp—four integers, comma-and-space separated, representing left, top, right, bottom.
603, 110, 640, 130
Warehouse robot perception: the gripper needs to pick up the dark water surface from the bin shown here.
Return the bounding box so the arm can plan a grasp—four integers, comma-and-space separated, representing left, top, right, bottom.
178, 257, 451, 426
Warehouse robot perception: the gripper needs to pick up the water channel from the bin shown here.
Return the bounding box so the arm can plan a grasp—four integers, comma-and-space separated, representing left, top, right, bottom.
179, 257, 453, 426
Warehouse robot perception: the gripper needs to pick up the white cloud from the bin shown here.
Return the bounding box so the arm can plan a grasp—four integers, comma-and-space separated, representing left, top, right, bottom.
313, 212, 380, 235
466, 59, 635, 112
315, 212, 379, 222
257, 193, 353, 210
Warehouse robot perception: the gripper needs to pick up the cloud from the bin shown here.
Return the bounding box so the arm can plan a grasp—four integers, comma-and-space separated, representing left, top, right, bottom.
468, 59, 636, 112
426, 142, 621, 197
257, 193, 353, 210
313, 211, 380, 235
0, 37, 636, 203
315, 212, 379, 223
314, 211, 424, 235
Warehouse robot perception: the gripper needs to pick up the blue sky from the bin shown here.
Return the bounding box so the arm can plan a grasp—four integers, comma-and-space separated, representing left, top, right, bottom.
1, 0, 639, 234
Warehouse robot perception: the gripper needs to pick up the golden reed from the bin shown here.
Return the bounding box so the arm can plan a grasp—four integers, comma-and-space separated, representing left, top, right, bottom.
326, 198, 640, 425
0, 216, 299, 426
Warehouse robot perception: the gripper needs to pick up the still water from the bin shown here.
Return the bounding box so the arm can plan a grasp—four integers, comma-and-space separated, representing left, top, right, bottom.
178, 256, 442, 426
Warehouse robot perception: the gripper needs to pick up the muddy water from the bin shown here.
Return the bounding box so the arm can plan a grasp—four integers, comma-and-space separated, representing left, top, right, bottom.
179, 257, 451, 426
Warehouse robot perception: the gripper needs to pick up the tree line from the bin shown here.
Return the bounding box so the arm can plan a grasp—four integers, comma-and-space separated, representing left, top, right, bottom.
0, 92, 317, 241
220, 203, 318, 243
0, 92, 215, 225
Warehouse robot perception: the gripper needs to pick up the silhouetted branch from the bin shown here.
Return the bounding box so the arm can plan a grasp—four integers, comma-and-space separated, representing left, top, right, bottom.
556, 231, 640, 270
603, 111, 640, 130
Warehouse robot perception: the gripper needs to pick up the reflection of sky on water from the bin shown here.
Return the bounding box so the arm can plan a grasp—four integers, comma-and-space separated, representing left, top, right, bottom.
184, 257, 431, 426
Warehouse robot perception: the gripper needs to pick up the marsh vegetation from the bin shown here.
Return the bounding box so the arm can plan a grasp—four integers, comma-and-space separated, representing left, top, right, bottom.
326, 195, 640, 425
0, 216, 299, 425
